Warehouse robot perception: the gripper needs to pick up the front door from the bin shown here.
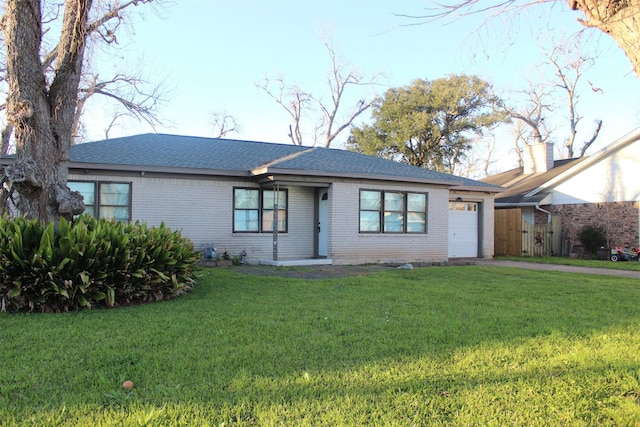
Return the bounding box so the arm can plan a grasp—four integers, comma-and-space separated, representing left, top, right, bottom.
318, 190, 328, 257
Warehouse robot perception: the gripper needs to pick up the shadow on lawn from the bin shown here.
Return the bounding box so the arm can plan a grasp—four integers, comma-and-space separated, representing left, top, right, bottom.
178, 266, 640, 375
204, 353, 640, 425
3, 266, 640, 424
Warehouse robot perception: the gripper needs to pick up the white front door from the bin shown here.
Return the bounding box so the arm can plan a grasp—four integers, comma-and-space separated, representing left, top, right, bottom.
448, 202, 478, 258
318, 190, 328, 257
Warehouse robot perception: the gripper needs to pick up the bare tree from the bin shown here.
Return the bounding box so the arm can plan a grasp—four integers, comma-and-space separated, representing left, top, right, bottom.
103, 111, 128, 140
578, 118, 601, 157
480, 136, 499, 176
0, 3, 168, 153
210, 111, 240, 138
0, 121, 12, 156
312, 37, 379, 148
257, 35, 380, 147
73, 69, 167, 142
500, 35, 602, 160
1, 0, 159, 222
255, 77, 311, 146
543, 36, 602, 157
456, 135, 499, 178
504, 80, 555, 147
409, 1, 640, 77
1, 67, 168, 152
511, 119, 529, 166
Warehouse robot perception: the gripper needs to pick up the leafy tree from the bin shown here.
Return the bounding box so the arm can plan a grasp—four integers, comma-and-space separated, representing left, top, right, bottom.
1, 0, 157, 222
347, 75, 504, 174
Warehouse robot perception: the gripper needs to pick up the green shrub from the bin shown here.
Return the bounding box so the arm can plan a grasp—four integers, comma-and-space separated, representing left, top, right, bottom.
576, 224, 607, 255
0, 215, 200, 312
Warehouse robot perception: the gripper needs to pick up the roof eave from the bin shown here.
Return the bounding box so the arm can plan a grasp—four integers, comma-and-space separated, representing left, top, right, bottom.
252, 166, 463, 186
69, 162, 251, 177
451, 184, 504, 193
495, 202, 543, 208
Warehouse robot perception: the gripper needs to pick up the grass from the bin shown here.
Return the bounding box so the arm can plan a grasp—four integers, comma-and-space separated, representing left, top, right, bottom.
2, 265, 640, 426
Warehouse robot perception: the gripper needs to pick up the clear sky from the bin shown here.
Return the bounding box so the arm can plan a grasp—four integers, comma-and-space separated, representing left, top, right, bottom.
84, 0, 640, 175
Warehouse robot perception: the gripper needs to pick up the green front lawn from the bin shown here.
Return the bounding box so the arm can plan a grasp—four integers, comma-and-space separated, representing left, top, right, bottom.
2, 266, 640, 426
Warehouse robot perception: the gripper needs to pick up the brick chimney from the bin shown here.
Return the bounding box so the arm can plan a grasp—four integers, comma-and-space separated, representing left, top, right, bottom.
522, 143, 554, 174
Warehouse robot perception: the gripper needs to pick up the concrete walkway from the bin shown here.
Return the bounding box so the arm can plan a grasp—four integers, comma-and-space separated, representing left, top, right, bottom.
477, 259, 640, 279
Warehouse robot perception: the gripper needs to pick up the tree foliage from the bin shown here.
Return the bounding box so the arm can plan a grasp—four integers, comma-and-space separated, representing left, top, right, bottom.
577, 224, 607, 255
347, 74, 504, 174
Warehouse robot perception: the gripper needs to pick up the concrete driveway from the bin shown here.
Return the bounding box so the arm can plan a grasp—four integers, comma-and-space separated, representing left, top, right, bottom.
478, 259, 640, 279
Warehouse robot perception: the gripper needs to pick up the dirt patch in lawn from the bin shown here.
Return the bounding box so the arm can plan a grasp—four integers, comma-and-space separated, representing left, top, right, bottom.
231, 264, 398, 280
226, 259, 475, 279
205, 259, 640, 280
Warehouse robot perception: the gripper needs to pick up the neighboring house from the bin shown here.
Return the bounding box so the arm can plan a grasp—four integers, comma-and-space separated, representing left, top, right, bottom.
4, 134, 502, 265
482, 130, 640, 256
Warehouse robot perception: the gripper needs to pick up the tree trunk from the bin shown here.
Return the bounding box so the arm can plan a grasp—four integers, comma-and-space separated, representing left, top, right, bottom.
3, 0, 86, 222
1, 125, 13, 156
571, 1, 640, 76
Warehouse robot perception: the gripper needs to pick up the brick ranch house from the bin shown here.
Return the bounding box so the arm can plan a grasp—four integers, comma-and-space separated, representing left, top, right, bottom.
1, 134, 503, 266
482, 130, 640, 256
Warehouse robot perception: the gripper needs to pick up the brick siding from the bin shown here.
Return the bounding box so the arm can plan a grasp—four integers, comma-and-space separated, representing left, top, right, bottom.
70, 172, 495, 264
549, 202, 639, 249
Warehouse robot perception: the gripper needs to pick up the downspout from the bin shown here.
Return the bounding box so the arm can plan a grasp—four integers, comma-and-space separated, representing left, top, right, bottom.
535, 204, 551, 223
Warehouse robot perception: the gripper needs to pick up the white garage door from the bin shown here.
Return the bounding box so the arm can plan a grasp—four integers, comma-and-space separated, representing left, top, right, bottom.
448, 202, 478, 258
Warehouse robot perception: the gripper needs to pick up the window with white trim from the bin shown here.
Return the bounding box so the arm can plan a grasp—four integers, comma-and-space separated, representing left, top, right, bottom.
359, 190, 427, 233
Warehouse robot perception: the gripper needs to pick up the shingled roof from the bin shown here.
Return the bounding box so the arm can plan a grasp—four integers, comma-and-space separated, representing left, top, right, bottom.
69, 133, 309, 172
482, 158, 584, 204
69, 133, 501, 190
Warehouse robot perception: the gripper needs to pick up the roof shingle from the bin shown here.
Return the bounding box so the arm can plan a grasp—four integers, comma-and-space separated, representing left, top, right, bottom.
482, 158, 584, 204
69, 134, 309, 171
68, 133, 500, 189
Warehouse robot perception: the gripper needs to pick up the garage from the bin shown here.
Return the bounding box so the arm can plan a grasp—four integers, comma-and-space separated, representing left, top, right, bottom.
448, 202, 478, 258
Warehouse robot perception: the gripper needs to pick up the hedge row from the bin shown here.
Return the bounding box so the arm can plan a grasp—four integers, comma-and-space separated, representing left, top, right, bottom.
0, 215, 200, 312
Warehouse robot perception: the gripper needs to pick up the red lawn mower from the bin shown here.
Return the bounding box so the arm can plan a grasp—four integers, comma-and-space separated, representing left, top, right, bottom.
610, 246, 640, 262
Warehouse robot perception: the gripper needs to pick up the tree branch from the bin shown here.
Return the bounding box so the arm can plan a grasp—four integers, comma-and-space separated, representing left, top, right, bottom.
211, 112, 240, 138
579, 118, 601, 157
256, 77, 311, 145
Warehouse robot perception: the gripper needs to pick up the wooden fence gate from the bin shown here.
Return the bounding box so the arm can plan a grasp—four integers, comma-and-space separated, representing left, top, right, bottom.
494, 208, 562, 257
494, 208, 522, 256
